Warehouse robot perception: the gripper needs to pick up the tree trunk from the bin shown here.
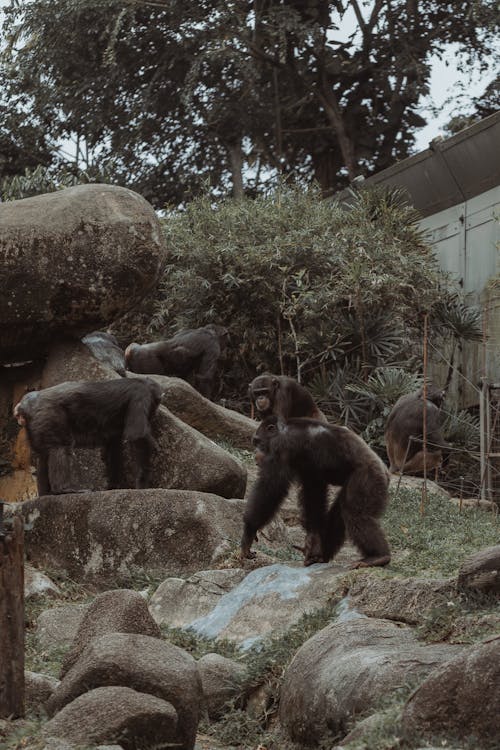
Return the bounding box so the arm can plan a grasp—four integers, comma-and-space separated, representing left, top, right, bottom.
227, 143, 244, 199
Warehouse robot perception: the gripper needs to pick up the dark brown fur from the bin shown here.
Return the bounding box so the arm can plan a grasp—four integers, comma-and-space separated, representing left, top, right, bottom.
242, 416, 391, 568
385, 385, 449, 474
125, 324, 228, 399
248, 374, 326, 422
13, 378, 162, 496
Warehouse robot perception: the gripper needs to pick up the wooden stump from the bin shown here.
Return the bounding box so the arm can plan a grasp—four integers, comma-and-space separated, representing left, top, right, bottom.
0, 513, 25, 718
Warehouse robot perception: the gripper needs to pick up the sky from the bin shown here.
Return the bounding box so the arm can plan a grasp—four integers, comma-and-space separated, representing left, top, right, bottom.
0, 2, 496, 158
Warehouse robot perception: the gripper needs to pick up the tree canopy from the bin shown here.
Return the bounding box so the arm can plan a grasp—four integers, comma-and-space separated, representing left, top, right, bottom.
1, 0, 498, 206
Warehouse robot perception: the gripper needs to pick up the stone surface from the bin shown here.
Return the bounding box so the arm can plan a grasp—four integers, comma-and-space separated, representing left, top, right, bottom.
37, 604, 89, 651
137, 373, 256, 450
60, 589, 161, 677
0, 184, 165, 364
198, 653, 247, 719
186, 562, 347, 648
402, 636, 500, 744
279, 617, 464, 745
43, 686, 178, 749
25, 670, 60, 709
17, 490, 246, 582
47, 633, 201, 750
149, 569, 247, 629
25, 564, 61, 600
457, 544, 500, 593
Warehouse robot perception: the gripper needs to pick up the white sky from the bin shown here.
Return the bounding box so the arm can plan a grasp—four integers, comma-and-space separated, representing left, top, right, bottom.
0, 2, 496, 158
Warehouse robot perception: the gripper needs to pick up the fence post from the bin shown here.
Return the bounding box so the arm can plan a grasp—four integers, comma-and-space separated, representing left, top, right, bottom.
0, 503, 25, 718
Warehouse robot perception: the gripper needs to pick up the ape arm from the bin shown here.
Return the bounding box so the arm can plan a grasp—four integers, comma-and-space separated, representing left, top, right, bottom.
241, 457, 293, 558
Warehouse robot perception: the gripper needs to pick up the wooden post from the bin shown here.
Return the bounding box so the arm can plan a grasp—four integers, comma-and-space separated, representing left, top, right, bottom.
0, 505, 25, 718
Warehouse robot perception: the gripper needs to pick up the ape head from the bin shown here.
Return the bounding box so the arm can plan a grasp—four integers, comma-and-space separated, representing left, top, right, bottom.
252, 415, 282, 464
248, 375, 279, 418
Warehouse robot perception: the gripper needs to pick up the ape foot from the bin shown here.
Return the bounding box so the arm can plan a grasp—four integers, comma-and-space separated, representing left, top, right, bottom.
303, 531, 324, 566
350, 554, 391, 569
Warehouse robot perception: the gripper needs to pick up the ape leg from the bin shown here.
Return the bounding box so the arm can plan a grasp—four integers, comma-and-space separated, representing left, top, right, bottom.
35, 452, 51, 496
401, 449, 443, 474
241, 461, 292, 559
131, 437, 154, 489
339, 468, 390, 568
102, 438, 124, 489
299, 479, 328, 566
343, 513, 391, 568
322, 492, 347, 562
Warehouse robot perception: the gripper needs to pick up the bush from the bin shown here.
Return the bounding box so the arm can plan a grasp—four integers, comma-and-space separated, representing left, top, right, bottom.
153, 184, 444, 402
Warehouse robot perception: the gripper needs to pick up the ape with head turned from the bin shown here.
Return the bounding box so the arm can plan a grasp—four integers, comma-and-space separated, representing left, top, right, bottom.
125, 324, 228, 400
13, 378, 162, 496
248, 374, 326, 422
242, 416, 391, 568
385, 384, 449, 474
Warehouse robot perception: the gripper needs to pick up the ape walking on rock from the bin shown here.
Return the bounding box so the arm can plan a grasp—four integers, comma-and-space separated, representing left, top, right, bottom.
248, 374, 326, 421
14, 378, 163, 496
385, 385, 449, 474
242, 416, 391, 568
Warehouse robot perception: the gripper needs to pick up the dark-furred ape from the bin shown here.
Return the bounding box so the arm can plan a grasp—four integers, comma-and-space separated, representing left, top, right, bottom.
242, 416, 391, 568
13, 378, 162, 496
385, 385, 449, 475
248, 374, 326, 421
125, 324, 228, 400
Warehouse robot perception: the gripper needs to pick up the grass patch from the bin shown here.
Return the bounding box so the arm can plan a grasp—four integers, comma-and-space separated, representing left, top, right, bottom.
385, 487, 499, 577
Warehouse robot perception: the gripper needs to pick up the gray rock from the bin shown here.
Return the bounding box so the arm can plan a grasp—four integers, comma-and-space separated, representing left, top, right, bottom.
137, 373, 256, 449
150, 569, 247, 628
47, 633, 201, 750
0, 184, 165, 364
17, 490, 246, 582
61, 589, 161, 677
187, 562, 347, 648
25, 670, 60, 708
25, 564, 61, 600
401, 636, 500, 744
347, 574, 455, 625
279, 617, 464, 745
39, 342, 247, 499
457, 544, 500, 593
198, 653, 246, 719
43, 686, 178, 749
37, 604, 89, 650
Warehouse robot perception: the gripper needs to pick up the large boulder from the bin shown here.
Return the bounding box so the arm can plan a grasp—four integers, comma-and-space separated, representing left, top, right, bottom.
39, 342, 247, 499
457, 545, 500, 593
16, 490, 246, 581
46, 633, 201, 750
279, 618, 464, 745
0, 184, 166, 364
138, 373, 256, 450
60, 589, 161, 677
43, 686, 178, 750
401, 637, 500, 744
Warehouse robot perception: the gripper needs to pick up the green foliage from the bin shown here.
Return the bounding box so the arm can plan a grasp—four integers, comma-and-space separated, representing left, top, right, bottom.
0, 163, 111, 201
153, 185, 443, 399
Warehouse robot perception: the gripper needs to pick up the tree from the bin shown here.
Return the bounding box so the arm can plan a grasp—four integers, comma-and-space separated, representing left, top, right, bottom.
1, 0, 498, 206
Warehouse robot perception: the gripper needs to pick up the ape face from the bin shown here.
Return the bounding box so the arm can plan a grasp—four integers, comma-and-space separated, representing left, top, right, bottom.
249, 376, 279, 417
252, 416, 279, 464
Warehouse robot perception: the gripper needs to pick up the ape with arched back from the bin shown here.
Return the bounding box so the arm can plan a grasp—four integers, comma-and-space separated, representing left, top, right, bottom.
385, 385, 449, 474
248, 374, 326, 421
125, 324, 228, 399
13, 378, 162, 496
82, 331, 126, 376
242, 416, 391, 568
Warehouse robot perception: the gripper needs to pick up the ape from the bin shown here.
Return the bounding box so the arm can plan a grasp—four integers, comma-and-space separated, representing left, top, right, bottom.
248, 374, 326, 422
242, 416, 391, 568
13, 378, 162, 496
125, 324, 228, 399
385, 385, 449, 474
82, 331, 126, 376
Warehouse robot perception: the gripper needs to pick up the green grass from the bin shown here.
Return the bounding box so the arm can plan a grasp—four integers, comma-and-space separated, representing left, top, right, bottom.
385, 487, 499, 577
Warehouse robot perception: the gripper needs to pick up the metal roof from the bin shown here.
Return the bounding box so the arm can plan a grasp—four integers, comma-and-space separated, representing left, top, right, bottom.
363, 111, 500, 217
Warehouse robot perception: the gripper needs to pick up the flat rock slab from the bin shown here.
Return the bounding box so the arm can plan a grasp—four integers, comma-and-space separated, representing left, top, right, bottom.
0, 184, 166, 364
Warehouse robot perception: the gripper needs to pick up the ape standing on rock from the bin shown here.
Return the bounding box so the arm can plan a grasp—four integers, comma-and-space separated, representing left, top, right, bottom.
125, 324, 228, 399
13, 378, 162, 496
385, 385, 449, 474
242, 416, 391, 568
248, 374, 326, 421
